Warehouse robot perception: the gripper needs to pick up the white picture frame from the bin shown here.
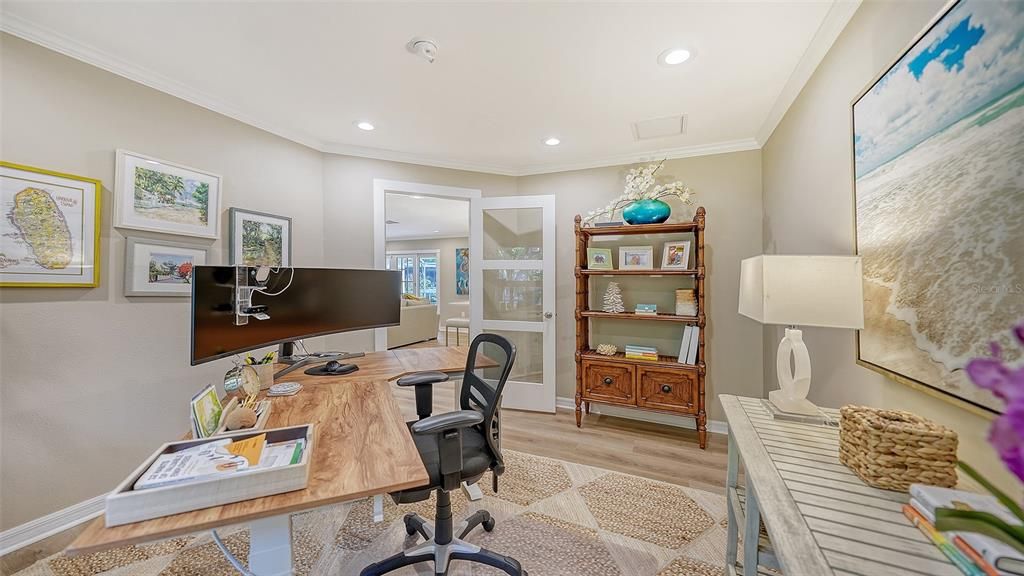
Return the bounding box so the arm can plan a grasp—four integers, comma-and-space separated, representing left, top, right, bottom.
124, 237, 210, 297
618, 246, 654, 270
229, 208, 292, 267
661, 241, 691, 269
115, 149, 221, 238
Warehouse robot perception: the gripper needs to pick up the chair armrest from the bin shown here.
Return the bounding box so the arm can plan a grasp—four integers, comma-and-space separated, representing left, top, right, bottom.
411, 410, 483, 435
398, 371, 451, 420
396, 371, 449, 387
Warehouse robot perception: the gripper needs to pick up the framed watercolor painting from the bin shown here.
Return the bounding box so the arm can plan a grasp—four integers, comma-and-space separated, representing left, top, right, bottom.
0, 161, 101, 287
661, 241, 691, 269
229, 208, 291, 267
853, 0, 1024, 415
618, 246, 654, 270
115, 149, 221, 238
455, 247, 469, 295
124, 237, 210, 297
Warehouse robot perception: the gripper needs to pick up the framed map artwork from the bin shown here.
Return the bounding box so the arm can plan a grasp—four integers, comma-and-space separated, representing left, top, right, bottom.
0, 162, 102, 287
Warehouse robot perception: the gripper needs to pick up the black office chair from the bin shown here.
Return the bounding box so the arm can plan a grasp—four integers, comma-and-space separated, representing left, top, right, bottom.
360, 333, 526, 576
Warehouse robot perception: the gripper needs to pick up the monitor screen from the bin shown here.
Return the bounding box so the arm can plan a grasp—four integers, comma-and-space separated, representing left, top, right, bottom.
190, 266, 401, 365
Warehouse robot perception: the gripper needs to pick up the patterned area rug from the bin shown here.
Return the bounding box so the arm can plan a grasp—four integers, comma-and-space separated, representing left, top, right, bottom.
14, 451, 728, 576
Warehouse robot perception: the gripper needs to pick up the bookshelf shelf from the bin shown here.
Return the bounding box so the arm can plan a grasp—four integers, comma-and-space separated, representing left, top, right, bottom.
574, 207, 708, 449
580, 310, 700, 324
577, 268, 698, 277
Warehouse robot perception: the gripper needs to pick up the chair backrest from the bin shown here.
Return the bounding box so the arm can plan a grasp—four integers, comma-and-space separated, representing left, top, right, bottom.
459, 333, 516, 470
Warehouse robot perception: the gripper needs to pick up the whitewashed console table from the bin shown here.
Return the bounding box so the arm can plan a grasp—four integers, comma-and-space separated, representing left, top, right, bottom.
721, 395, 959, 576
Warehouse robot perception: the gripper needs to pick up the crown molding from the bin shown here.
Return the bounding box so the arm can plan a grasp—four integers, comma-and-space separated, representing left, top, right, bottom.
513, 138, 761, 176
755, 0, 862, 146
0, 12, 326, 152
3, 5, 850, 177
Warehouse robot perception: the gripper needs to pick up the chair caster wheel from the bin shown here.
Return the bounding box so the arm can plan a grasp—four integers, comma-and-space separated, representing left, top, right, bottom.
403, 515, 419, 536
483, 517, 495, 532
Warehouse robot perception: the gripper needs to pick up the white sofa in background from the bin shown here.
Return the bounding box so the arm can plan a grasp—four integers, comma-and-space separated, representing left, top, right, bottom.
387, 302, 439, 348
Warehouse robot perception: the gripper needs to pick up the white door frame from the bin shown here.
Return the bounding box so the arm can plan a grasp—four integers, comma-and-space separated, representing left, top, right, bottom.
372, 179, 481, 351
470, 194, 556, 413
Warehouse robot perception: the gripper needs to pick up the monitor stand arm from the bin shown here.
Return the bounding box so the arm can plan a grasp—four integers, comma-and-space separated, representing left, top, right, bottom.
274, 341, 365, 379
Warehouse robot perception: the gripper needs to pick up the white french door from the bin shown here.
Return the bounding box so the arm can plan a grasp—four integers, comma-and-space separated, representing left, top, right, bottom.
470, 195, 556, 413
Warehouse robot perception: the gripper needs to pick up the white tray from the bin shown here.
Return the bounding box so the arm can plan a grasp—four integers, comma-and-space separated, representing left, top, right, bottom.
104, 424, 312, 527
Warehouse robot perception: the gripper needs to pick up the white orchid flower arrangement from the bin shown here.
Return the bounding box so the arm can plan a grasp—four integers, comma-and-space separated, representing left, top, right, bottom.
584, 160, 695, 224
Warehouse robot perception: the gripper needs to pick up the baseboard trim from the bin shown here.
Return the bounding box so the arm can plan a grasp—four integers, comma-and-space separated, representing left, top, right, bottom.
0, 494, 105, 557
555, 396, 728, 436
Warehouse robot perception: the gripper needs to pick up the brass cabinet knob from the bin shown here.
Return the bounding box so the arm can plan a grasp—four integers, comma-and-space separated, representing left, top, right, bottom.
661, 384, 672, 393
603, 377, 613, 385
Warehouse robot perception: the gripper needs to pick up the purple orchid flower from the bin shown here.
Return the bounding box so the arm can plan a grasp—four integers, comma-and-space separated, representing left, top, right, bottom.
966, 322, 1024, 483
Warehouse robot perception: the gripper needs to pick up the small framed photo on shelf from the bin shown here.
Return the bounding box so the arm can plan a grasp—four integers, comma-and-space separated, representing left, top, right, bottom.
586, 248, 613, 270
125, 237, 210, 297
229, 208, 292, 267
619, 246, 654, 270
662, 241, 691, 269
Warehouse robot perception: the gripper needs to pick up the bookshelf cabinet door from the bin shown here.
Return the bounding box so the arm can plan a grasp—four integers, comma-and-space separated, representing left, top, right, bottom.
637, 367, 697, 414
582, 360, 635, 405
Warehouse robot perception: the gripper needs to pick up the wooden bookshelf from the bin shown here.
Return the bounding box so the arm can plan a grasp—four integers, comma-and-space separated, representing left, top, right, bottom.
573, 207, 707, 449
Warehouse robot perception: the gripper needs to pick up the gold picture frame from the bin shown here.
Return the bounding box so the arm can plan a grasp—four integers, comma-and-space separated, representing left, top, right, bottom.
0, 161, 102, 287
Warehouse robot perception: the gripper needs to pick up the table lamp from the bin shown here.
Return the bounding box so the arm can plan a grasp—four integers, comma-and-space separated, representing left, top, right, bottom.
738, 255, 864, 421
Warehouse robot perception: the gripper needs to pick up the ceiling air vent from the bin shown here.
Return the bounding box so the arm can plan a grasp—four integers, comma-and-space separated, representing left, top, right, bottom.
632, 114, 687, 141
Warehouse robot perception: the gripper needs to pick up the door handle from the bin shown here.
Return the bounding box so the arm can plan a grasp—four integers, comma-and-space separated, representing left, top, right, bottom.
544, 312, 553, 319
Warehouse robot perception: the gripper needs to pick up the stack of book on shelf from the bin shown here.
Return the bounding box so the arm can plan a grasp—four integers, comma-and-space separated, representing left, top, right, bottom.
624, 345, 659, 361
675, 289, 697, 316
634, 304, 657, 316
677, 325, 700, 365
905, 484, 1024, 575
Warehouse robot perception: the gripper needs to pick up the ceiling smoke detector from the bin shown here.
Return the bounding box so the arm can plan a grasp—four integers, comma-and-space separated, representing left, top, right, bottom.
406, 37, 438, 63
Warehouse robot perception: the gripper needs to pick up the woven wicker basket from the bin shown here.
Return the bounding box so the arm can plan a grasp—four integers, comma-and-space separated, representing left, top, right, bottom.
838, 405, 958, 492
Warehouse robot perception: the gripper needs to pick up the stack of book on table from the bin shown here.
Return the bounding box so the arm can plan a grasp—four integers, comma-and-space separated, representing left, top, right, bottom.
624, 345, 659, 361
905, 484, 1024, 575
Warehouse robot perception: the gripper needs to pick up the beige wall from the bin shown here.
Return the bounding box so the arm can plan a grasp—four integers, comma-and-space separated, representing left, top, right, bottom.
761, 0, 1017, 493
385, 236, 470, 324
0, 35, 326, 529
517, 151, 764, 422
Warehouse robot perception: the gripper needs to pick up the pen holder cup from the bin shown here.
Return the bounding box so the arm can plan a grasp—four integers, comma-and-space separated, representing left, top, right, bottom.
254, 363, 274, 390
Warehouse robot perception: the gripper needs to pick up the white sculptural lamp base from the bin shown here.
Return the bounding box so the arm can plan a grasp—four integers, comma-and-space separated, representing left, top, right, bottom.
769, 327, 824, 422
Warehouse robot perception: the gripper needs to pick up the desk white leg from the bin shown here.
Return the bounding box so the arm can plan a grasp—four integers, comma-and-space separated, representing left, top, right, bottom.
373, 494, 385, 522
249, 515, 293, 576
742, 483, 761, 576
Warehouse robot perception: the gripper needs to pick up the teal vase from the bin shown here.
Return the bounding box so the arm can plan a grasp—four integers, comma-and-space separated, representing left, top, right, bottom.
622, 199, 671, 225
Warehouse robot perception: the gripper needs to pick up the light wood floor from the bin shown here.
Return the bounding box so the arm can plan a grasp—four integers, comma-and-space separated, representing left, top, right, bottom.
1, 342, 727, 574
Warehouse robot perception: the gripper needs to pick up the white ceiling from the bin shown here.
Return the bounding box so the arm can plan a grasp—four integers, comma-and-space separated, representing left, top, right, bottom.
385, 193, 468, 241
0, 1, 859, 176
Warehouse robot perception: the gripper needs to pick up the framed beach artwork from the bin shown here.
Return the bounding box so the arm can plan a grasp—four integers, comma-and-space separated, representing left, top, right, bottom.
115, 150, 221, 238
229, 208, 291, 267
124, 237, 209, 297
455, 247, 469, 295
853, 0, 1024, 414
0, 162, 101, 287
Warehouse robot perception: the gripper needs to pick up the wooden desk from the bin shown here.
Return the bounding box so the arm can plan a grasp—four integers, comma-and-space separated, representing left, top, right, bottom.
68, 347, 476, 575
721, 395, 958, 576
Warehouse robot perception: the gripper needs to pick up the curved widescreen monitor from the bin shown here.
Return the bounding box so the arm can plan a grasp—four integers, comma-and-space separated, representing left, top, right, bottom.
190, 266, 401, 365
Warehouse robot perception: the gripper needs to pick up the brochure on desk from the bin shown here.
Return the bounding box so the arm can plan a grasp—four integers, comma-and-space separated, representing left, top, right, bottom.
105, 424, 314, 527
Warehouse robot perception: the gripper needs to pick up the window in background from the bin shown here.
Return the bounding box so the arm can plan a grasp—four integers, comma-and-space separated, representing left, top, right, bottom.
386, 251, 439, 303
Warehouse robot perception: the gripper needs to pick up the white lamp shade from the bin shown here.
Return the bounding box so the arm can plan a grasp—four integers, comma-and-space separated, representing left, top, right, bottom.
738, 255, 864, 329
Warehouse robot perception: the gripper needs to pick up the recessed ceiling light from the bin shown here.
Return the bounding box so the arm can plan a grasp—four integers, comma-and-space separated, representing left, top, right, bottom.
432, 230, 440, 233
659, 48, 692, 66
355, 121, 375, 131
544, 137, 561, 146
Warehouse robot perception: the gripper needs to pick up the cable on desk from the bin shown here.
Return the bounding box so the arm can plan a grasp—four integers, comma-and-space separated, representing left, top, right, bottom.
211, 529, 257, 576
